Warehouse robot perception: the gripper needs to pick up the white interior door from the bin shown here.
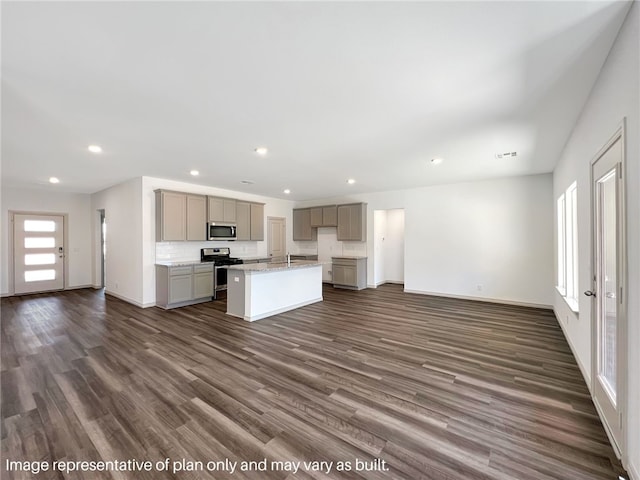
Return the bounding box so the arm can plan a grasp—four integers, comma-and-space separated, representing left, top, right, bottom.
267, 217, 286, 260
590, 131, 625, 455
13, 214, 65, 294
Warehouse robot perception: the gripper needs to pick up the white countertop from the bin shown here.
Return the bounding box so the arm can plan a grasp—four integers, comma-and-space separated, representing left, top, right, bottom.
156, 260, 214, 267
225, 260, 323, 273
231, 255, 272, 261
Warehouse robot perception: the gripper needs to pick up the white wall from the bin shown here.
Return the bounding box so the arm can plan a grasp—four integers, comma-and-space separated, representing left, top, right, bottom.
1, 186, 93, 294
91, 177, 144, 306
373, 208, 405, 286
373, 210, 387, 285
296, 173, 553, 307
384, 209, 405, 284
552, 4, 638, 477
404, 176, 552, 305
141, 176, 296, 307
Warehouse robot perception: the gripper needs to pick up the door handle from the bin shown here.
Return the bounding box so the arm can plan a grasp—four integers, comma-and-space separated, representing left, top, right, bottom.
584, 290, 596, 297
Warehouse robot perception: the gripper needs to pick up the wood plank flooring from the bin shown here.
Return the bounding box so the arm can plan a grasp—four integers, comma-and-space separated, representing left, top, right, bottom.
1, 285, 626, 479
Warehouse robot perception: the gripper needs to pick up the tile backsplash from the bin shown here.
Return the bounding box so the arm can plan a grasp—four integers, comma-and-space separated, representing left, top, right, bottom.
156, 241, 263, 262
156, 238, 366, 263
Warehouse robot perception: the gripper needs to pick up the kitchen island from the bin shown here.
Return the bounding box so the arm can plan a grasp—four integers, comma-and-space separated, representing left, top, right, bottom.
225, 261, 323, 321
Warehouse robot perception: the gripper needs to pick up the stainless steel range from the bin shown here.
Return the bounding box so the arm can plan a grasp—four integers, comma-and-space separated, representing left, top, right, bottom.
200, 248, 243, 298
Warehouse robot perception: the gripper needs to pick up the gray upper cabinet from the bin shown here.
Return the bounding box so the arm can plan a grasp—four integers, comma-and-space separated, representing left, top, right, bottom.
208, 196, 236, 223
236, 201, 251, 241
293, 208, 316, 241
250, 203, 265, 241
337, 203, 367, 241
156, 190, 186, 241
236, 202, 264, 241
156, 190, 207, 241
236, 201, 265, 241
310, 205, 337, 227
322, 205, 338, 226
292, 203, 363, 242
310, 207, 323, 227
186, 194, 207, 241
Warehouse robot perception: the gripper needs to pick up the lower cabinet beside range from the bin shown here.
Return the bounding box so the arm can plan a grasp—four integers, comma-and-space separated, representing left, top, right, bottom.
156, 263, 214, 309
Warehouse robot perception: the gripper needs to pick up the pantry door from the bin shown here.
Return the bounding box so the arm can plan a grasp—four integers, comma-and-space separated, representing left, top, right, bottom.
589, 126, 626, 457
267, 217, 286, 260
13, 213, 65, 294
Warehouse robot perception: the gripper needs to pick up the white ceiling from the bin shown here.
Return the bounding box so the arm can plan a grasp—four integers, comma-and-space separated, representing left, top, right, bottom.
1, 1, 632, 200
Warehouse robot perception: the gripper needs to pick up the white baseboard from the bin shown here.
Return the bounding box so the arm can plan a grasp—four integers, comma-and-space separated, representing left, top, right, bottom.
369, 280, 405, 288
65, 284, 94, 291
231, 296, 323, 322
403, 288, 552, 310
104, 290, 154, 308
552, 307, 592, 392
1, 284, 95, 298
628, 458, 639, 480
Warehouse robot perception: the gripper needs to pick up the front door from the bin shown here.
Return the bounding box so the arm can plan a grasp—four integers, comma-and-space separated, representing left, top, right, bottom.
267, 217, 286, 260
590, 128, 625, 456
13, 213, 65, 294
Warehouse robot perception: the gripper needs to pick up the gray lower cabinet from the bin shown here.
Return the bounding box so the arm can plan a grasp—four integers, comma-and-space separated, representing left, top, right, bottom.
156, 264, 214, 309
332, 257, 367, 290
193, 264, 215, 299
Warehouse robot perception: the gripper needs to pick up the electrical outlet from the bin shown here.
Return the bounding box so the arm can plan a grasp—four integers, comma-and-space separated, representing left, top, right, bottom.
115, 282, 119, 289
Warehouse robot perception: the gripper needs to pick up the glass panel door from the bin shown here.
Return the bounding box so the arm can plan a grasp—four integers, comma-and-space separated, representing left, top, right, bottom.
13, 214, 65, 294
596, 169, 617, 404
590, 130, 624, 456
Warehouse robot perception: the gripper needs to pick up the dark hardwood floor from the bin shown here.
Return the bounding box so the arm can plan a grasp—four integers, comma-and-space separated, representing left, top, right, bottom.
1, 285, 625, 479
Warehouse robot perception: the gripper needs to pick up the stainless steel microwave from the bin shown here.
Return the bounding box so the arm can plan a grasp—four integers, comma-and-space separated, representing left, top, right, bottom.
207, 223, 237, 241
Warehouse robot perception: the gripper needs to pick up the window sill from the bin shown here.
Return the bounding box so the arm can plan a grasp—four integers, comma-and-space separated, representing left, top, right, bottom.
563, 296, 579, 313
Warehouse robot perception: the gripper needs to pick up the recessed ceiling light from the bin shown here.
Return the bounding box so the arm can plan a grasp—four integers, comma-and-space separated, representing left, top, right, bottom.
49, 177, 60, 184
430, 158, 443, 165
347, 178, 356, 184
88, 145, 102, 154
283, 189, 291, 194
190, 170, 199, 176
254, 147, 268, 156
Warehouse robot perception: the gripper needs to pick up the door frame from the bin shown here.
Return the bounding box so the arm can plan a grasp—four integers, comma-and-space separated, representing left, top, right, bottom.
9, 210, 69, 295
589, 119, 627, 462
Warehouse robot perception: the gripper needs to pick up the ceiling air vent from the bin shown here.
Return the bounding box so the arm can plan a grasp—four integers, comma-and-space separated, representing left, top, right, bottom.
495, 151, 518, 159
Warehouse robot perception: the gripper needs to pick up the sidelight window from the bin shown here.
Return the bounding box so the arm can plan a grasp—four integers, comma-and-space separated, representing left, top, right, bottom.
557, 182, 578, 311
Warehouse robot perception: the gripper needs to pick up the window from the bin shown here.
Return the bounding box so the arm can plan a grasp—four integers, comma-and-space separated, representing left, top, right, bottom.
557, 194, 566, 295
557, 182, 578, 311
